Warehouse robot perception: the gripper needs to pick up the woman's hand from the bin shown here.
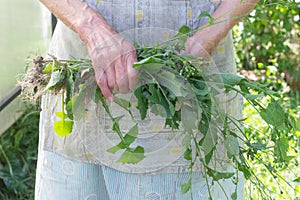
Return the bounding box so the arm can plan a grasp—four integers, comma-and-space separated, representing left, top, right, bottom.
40, 0, 138, 101
184, 0, 259, 59
84, 30, 138, 102
184, 27, 219, 59
76, 10, 138, 102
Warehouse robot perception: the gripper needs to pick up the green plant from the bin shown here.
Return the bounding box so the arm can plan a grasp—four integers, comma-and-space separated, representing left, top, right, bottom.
233, 2, 300, 197
243, 94, 300, 199
0, 105, 39, 200
19, 41, 299, 199
233, 0, 300, 94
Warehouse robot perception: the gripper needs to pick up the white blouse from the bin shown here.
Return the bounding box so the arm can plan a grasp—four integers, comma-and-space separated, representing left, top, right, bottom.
39, 0, 243, 174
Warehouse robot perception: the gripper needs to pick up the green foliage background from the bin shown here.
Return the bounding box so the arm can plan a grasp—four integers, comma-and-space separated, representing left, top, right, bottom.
0, 105, 39, 199
0, 0, 299, 199
233, 0, 300, 199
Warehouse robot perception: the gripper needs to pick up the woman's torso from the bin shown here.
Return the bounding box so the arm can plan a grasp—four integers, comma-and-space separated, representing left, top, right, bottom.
41, 0, 243, 174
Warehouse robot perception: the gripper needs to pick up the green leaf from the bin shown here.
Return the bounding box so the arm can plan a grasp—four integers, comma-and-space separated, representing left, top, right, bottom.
123, 124, 139, 145
190, 82, 210, 96
66, 98, 74, 120
224, 135, 240, 158
182, 133, 192, 148
14, 130, 24, 149
205, 144, 216, 165
112, 115, 125, 132
244, 93, 264, 100
154, 69, 189, 97
54, 120, 74, 137
117, 146, 145, 164
165, 113, 180, 130
181, 103, 199, 131
198, 11, 215, 25
265, 88, 280, 97
141, 63, 165, 74
183, 147, 192, 160
106, 142, 126, 154
218, 73, 246, 87
181, 178, 192, 194
70, 91, 86, 120
201, 129, 219, 157
114, 96, 131, 111
238, 163, 251, 180
198, 111, 211, 135
171, 25, 191, 49
42, 62, 57, 74
260, 100, 285, 127
150, 104, 168, 118
134, 86, 149, 120
178, 25, 191, 35
231, 190, 237, 200
93, 86, 102, 103
274, 137, 289, 163
133, 57, 163, 71
207, 168, 235, 181
55, 112, 65, 119
65, 70, 74, 106
45, 71, 61, 90
107, 124, 138, 154
148, 84, 175, 118
293, 177, 300, 183
248, 142, 267, 150
295, 118, 300, 131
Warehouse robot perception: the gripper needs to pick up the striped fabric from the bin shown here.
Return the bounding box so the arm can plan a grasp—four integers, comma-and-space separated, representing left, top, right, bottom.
35, 151, 244, 199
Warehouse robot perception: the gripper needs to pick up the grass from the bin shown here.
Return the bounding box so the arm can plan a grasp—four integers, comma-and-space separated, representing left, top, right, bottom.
0, 104, 39, 200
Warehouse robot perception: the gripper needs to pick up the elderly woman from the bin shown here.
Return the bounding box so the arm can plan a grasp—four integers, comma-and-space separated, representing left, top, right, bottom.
36, 0, 259, 199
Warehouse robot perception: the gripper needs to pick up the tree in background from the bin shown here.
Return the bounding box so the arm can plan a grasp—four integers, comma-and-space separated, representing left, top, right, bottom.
234, 0, 300, 90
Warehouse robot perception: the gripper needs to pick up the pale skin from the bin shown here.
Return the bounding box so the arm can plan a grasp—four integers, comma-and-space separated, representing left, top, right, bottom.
40, 0, 259, 101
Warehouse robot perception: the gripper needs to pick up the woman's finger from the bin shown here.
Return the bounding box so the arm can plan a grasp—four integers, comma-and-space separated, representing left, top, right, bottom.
126, 53, 139, 91
95, 68, 113, 102
114, 58, 129, 94
105, 63, 117, 92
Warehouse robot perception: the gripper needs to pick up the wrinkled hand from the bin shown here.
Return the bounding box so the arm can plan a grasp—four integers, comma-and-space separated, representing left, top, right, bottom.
85, 33, 138, 102
183, 29, 218, 60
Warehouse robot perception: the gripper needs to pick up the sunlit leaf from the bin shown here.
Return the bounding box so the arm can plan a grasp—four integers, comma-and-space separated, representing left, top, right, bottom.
42, 62, 58, 74
55, 112, 65, 119
54, 120, 73, 137
260, 100, 285, 127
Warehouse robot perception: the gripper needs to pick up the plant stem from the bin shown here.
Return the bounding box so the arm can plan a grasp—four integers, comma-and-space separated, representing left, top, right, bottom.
0, 145, 14, 178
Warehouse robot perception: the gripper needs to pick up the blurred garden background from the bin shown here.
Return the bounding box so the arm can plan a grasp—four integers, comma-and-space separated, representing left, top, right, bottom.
0, 0, 299, 199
